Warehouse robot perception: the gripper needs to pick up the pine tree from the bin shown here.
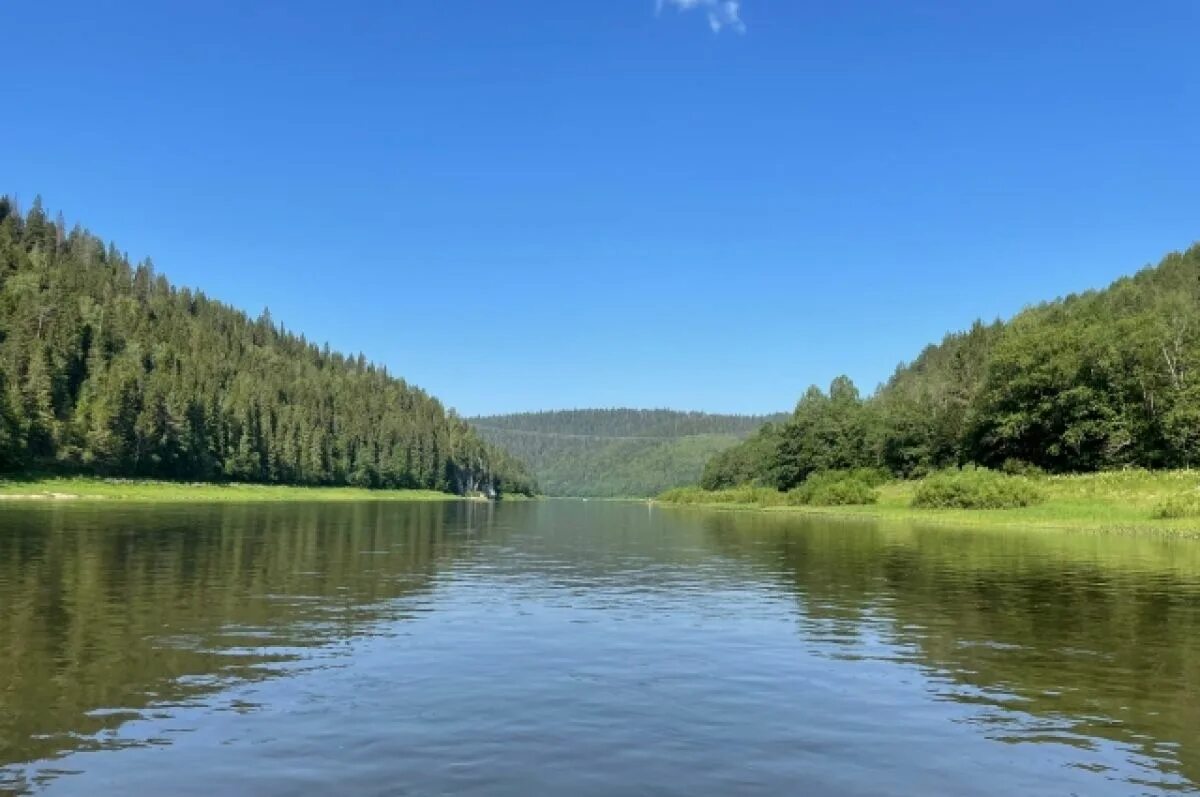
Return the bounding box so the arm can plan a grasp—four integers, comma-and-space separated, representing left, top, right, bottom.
0, 195, 535, 494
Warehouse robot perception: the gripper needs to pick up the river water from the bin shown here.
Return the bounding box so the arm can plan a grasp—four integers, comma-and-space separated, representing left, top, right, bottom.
1, 500, 1198, 795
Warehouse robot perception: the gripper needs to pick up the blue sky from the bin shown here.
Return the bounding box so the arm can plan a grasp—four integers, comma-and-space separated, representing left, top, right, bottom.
4, 0, 1198, 416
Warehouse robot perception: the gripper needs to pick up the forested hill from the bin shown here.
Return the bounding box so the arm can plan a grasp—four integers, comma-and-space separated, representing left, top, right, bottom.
702, 243, 1200, 491
469, 409, 785, 497
0, 196, 535, 496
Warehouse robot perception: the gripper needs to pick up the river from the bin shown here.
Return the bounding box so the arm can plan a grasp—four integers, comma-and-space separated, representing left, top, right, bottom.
1, 500, 1197, 795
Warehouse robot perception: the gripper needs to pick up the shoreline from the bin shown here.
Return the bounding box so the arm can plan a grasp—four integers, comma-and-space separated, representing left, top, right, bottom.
655, 473, 1200, 537
0, 477, 470, 504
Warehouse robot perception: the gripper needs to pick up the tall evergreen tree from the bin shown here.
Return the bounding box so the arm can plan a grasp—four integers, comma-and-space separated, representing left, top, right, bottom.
0, 195, 535, 496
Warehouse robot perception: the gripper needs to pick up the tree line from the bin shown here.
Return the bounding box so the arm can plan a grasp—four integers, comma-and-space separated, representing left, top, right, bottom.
703, 244, 1200, 490
0, 196, 535, 496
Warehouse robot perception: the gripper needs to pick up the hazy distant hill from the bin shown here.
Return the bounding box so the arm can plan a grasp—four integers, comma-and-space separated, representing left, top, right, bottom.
469, 409, 785, 497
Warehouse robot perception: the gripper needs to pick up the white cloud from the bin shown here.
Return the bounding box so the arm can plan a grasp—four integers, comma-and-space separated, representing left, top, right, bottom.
656, 0, 745, 33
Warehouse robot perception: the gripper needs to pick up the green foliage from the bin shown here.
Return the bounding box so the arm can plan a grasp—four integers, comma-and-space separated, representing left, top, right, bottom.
660, 469, 884, 508
0, 196, 535, 496
700, 422, 780, 489
911, 467, 1044, 510
1152, 490, 1200, 520
0, 361, 19, 470
770, 377, 874, 490
658, 485, 787, 507
786, 470, 880, 506
660, 468, 1200, 532
470, 410, 784, 497
704, 244, 1200, 488
1000, 458, 1045, 477
874, 320, 1004, 476
968, 253, 1200, 471
842, 467, 892, 487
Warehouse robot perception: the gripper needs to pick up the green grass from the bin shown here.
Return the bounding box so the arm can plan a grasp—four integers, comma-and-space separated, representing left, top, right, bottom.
1152, 489, 1200, 519
657, 469, 1200, 534
0, 476, 462, 503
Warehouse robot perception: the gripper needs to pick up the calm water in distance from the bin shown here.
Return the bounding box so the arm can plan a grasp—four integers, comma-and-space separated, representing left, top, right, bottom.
1, 500, 1198, 796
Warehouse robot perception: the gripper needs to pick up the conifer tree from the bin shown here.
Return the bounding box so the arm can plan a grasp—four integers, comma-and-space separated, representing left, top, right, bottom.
0, 195, 536, 496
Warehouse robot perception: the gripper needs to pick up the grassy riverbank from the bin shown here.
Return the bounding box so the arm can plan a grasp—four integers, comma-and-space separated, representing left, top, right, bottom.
0, 477, 463, 503
658, 470, 1200, 534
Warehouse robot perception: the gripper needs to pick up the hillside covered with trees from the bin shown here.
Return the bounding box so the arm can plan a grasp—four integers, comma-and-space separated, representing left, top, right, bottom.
470, 409, 784, 497
0, 196, 535, 496
702, 244, 1200, 491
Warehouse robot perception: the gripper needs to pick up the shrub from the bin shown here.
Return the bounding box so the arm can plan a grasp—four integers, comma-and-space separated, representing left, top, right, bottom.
658, 485, 785, 506
911, 467, 1044, 510
786, 470, 880, 506
1000, 458, 1045, 477
1152, 491, 1200, 520
844, 467, 893, 487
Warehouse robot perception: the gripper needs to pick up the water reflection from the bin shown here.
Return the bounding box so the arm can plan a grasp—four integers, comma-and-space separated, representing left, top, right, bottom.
0, 501, 501, 791
700, 511, 1200, 791
0, 501, 1198, 795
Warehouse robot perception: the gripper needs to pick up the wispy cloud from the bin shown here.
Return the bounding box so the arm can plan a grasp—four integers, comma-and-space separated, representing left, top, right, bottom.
656, 0, 746, 33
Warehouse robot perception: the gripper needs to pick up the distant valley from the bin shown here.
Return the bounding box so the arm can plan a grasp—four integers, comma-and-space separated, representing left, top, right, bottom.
468, 409, 786, 497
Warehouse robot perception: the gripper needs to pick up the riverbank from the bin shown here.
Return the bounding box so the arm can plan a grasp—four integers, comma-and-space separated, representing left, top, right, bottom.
0, 477, 463, 503
657, 470, 1200, 535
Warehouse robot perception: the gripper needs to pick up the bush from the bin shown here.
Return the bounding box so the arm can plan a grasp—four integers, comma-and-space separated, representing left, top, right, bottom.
911, 467, 1044, 510
660, 470, 884, 508
786, 470, 881, 506
1152, 491, 1200, 519
657, 485, 785, 506
844, 467, 893, 487
1000, 458, 1045, 477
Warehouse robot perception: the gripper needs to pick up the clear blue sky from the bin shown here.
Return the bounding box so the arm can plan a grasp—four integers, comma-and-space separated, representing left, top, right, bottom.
4, 0, 1197, 416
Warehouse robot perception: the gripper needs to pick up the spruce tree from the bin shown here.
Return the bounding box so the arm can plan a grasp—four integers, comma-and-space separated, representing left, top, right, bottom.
0, 195, 536, 495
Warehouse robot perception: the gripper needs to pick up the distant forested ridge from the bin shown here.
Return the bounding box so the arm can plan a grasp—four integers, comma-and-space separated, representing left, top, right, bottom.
703, 244, 1200, 491
0, 196, 535, 496
469, 409, 785, 496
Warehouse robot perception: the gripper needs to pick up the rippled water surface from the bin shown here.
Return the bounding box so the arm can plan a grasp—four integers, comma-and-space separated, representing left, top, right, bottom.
1, 500, 1199, 795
